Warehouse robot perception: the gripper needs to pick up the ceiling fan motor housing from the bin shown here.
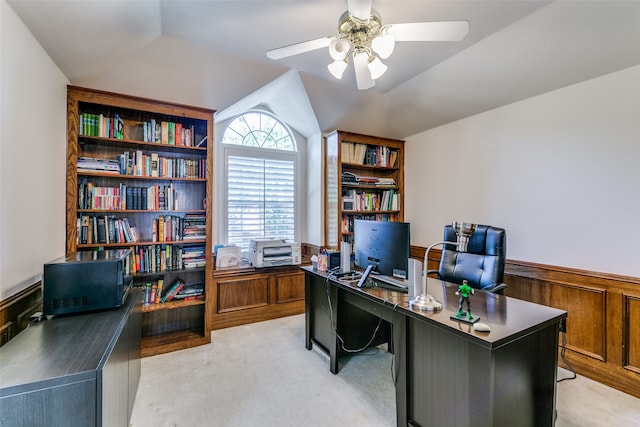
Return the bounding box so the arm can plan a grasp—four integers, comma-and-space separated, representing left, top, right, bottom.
337, 10, 383, 54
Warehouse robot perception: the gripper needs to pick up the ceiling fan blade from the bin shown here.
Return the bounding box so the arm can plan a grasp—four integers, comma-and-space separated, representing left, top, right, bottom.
389, 21, 469, 42
266, 37, 332, 60
353, 52, 375, 90
348, 0, 372, 21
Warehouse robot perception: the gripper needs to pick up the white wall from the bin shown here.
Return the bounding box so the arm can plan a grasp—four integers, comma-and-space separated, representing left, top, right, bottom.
405, 64, 640, 278
0, 0, 68, 299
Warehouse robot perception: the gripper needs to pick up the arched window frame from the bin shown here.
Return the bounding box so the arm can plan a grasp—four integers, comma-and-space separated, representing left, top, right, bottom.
217, 110, 301, 254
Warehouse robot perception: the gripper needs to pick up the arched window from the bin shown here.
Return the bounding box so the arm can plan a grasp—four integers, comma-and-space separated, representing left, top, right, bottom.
220, 111, 299, 252
222, 111, 295, 150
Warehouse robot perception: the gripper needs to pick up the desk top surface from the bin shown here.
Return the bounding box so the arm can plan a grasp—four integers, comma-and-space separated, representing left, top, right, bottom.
303, 266, 566, 349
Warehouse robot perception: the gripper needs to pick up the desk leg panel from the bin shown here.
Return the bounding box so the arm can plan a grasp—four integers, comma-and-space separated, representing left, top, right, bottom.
306, 273, 340, 374
305, 273, 313, 350
393, 311, 408, 427
408, 318, 481, 427
407, 319, 560, 427
490, 323, 559, 427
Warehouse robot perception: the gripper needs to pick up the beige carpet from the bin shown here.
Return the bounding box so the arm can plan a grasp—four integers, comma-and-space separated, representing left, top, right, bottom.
130, 314, 640, 427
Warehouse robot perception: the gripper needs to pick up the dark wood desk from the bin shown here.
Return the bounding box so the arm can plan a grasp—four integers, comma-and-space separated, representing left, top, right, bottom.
303, 267, 567, 427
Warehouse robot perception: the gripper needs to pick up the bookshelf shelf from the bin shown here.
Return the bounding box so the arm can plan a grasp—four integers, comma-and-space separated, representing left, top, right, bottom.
324, 130, 405, 248
77, 171, 206, 182
76, 240, 206, 249
141, 297, 205, 313
341, 162, 400, 171
341, 210, 401, 214
67, 86, 214, 357
79, 134, 207, 152
77, 209, 206, 214
130, 266, 205, 279
141, 329, 208, 358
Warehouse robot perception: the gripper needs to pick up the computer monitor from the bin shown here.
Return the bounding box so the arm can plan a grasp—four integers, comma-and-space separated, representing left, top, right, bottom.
353, 219, 410, 279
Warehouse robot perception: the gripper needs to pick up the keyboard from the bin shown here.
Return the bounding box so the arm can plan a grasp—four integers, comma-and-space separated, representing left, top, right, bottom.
371, 275, 409, 292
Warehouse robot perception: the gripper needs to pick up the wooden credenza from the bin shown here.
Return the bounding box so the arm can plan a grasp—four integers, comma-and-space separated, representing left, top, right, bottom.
0, 288, 141, 427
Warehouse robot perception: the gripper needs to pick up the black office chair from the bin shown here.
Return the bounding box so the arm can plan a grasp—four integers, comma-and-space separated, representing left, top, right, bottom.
431, 224, 507, 294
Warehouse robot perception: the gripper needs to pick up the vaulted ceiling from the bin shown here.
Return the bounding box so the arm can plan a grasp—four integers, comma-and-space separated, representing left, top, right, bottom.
8, 0, 640, 138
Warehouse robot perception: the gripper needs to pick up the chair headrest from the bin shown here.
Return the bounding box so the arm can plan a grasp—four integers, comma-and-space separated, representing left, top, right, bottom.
443, 224, 506, 257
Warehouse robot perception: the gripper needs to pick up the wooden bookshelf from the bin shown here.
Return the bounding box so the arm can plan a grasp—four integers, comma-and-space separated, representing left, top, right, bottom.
324, 130, 405, 249
66, 86, 214, 357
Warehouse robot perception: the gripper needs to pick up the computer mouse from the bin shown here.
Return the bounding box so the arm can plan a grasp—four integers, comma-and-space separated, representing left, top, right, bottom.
473, 322, 491, 332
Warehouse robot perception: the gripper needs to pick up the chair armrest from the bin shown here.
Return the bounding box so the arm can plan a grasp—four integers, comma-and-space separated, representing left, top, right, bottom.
486, 283, 507, 294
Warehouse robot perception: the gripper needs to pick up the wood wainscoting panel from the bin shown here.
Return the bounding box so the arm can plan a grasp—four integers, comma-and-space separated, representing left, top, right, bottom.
624, 294, 640, 374
217, 276, 269, 313
0, 283, 42, 348
411, 246, 640, 398
275, 271, 305, 304
548, 283, 606, 361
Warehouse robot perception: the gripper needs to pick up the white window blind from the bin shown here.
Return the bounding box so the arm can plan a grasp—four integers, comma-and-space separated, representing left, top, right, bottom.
227, 155, 295, 251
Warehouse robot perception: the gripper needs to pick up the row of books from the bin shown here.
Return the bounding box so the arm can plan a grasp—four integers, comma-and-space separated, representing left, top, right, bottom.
117, 151, 206, 179
78, 215, 138, 245
139, 279, 204, 306
341, 142, 398, 167
141, 119, 200, 147
78, 181, 180, 211
77, 213, 206, 245
77, 153, 205, 180
341, 213, 392, 234
152, 214, 206, 242
127, 244, 206, 274
342, 189, 401, 213
79, 112, 124, 139
342, 172, 396, 187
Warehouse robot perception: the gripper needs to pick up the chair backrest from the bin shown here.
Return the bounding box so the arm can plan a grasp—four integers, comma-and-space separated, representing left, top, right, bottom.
438, 224, 506, 291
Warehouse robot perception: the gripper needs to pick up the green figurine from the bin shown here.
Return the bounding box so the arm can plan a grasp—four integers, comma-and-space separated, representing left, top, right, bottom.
455, 280, 474, 320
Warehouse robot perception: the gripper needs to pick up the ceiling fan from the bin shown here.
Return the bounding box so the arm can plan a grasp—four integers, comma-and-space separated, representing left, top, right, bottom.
266, 0, 469, 90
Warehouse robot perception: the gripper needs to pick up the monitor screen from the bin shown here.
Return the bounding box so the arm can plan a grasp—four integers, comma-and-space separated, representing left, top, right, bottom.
353, 219, 410, 278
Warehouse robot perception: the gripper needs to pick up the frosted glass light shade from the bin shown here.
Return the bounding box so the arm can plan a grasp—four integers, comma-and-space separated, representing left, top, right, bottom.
328, 38, 351, 60
371, 33, 395, 59
328, 59, 348, 79
368, 56, 387, 80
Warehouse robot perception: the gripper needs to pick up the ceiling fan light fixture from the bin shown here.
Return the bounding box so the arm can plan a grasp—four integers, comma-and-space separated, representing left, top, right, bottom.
329, 38, 351, 61
266, 2, 469, 90
371, 29, 395, 59
328, 59, 349, 79
367, 55, 387, 80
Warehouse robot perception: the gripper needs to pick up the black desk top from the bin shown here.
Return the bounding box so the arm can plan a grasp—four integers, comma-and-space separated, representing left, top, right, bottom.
302, 266, 566, 349
0, 288, 139, 394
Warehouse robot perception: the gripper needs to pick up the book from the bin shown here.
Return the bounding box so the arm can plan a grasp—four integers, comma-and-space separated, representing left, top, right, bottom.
155, 279, 164, 304
160, 279, 184, 303
150, 153, 159, 177
168, 122, 175, 145
161, 121, 169, 144
77, 157, 121, 173
175, 122, 183, 146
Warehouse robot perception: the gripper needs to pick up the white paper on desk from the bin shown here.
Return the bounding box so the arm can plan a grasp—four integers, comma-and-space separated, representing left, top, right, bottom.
216, 246, 241, 267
